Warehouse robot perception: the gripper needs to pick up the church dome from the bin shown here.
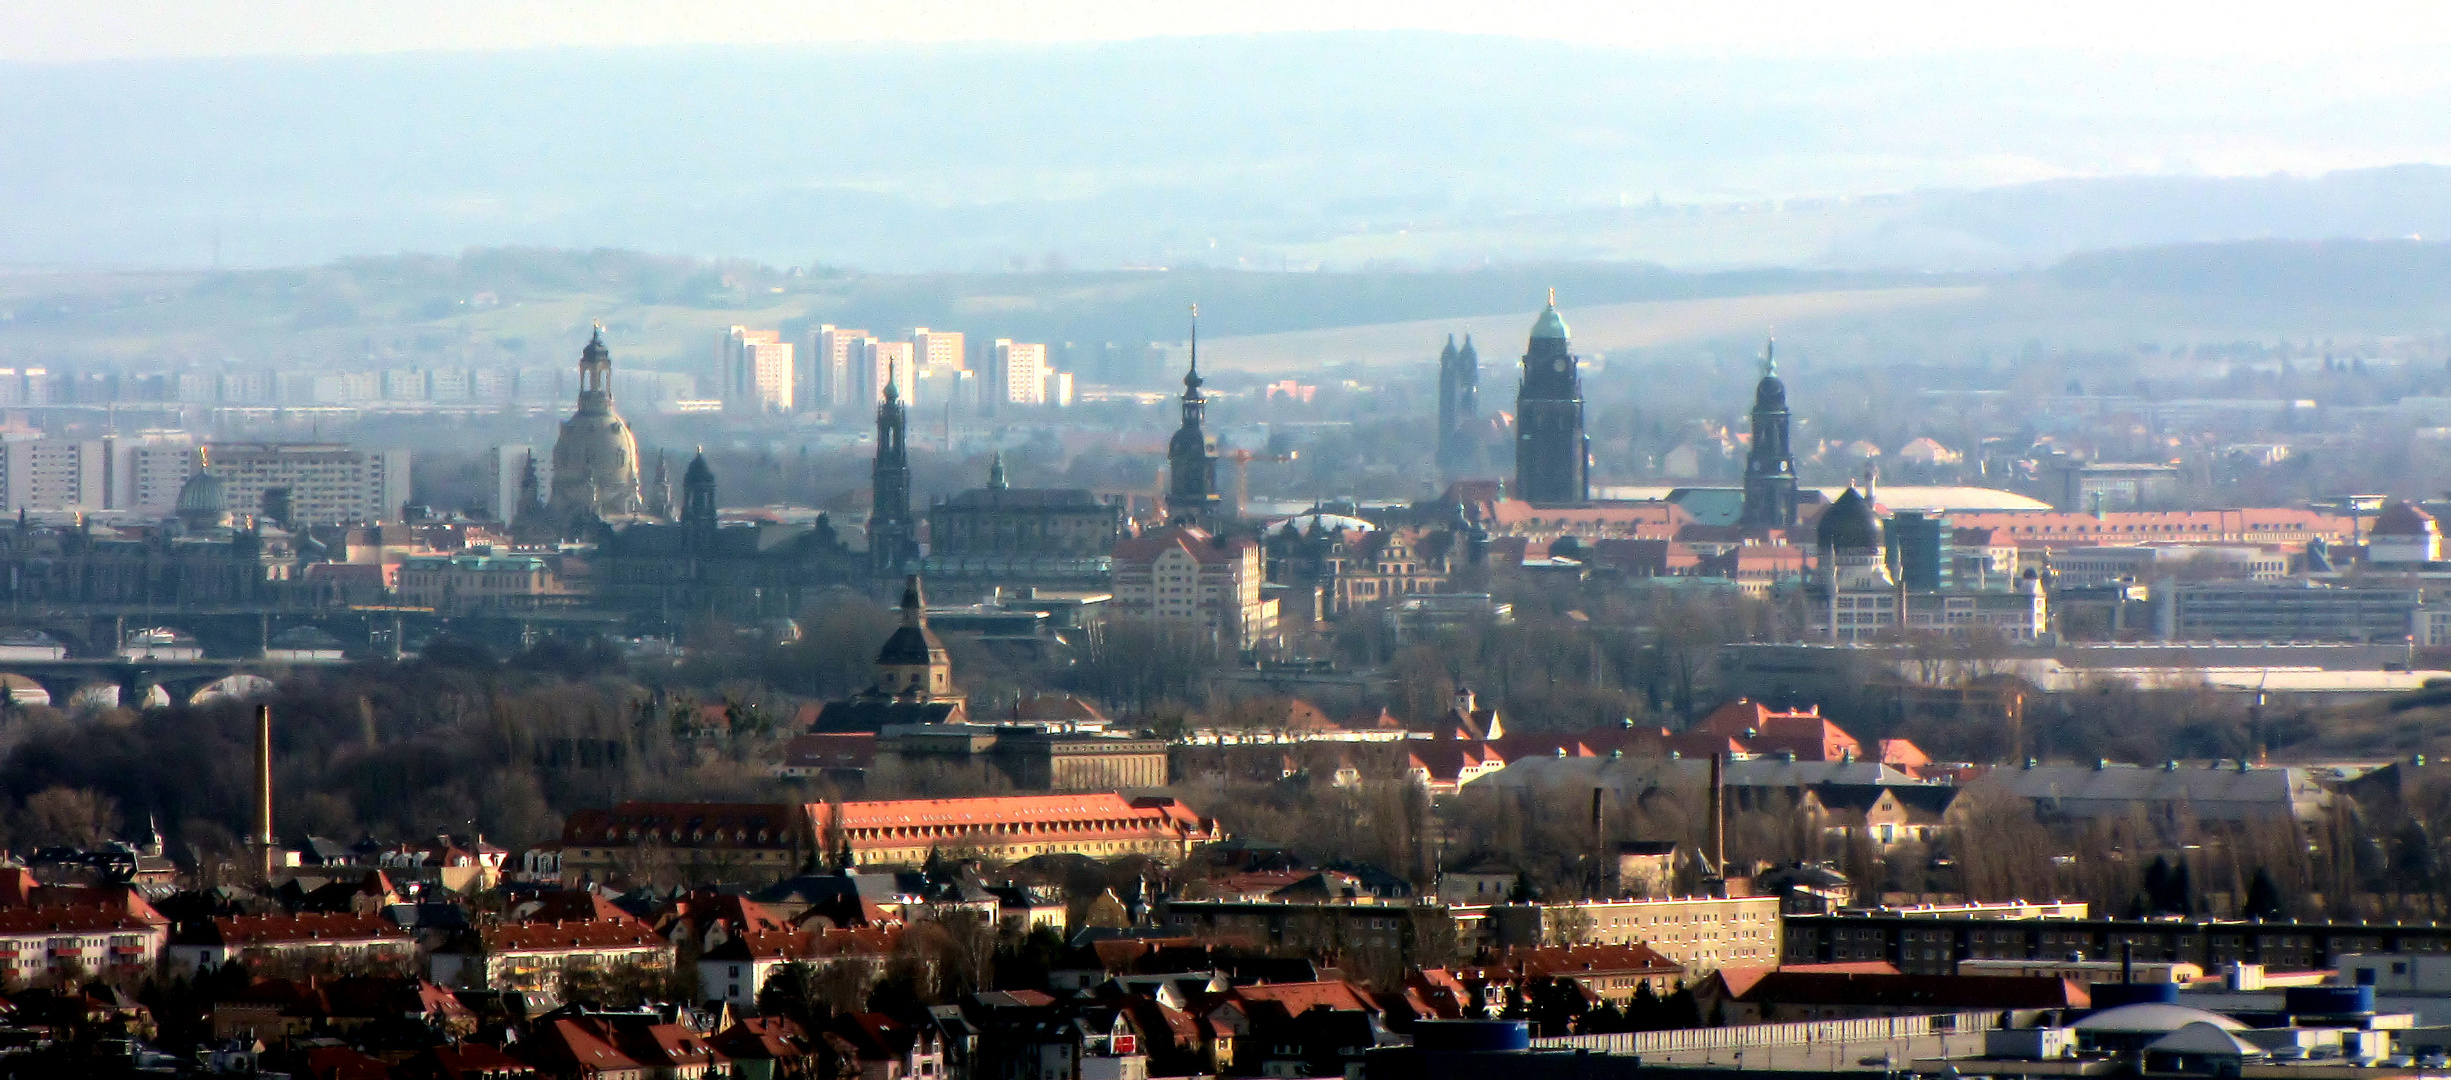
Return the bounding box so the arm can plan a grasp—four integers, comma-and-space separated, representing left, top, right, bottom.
1816, 486, 1882, 552
175, 471, 227, 516
684, 451, 715, 488
1754, 371, 1787, 410
1530, 299, 1569, 340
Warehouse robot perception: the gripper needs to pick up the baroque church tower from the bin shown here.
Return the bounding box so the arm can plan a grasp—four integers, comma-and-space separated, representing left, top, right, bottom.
1437, 334, 1481, 480
547, 325, 644, 521
869, 365, 917, 575
1166, 307, 1221, 530
1513, 291, 1589, 504
1739, 337, 1801, 535
681, 449, 718, 547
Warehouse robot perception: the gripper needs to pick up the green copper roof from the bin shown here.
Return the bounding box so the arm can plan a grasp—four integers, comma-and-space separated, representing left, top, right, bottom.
1531, 301, 1569, 340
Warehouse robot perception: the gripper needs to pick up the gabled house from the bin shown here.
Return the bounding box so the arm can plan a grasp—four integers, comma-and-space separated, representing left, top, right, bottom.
518, 1017, 647, 1079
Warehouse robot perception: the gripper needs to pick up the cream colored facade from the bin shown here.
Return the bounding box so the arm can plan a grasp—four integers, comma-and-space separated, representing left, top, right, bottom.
204, 443, 412, 525
1112, 527, 1279, 651
994, 340, 1050, 407
1472, 895, 1784, 975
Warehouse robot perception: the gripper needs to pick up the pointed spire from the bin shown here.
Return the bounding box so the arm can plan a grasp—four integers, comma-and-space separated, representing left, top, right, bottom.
988, 451, 1009, 491
900, 574, 926, 626
1763, 333, 1778, 379
1185, 303, 1202, 392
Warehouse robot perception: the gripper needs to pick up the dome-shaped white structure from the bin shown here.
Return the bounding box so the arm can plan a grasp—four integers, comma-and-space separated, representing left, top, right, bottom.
2072, 1003, 2247, 1034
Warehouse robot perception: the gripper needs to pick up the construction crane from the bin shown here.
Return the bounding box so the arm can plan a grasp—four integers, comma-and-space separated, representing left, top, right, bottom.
1121, 445, 1299, 520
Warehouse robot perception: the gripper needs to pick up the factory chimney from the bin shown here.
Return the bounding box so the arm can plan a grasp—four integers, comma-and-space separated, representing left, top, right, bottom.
253, 703, 274, 883
1706, 751, 1727, 894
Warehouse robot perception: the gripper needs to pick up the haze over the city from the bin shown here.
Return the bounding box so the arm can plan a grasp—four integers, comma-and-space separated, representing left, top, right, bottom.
8, 3, 2451, 271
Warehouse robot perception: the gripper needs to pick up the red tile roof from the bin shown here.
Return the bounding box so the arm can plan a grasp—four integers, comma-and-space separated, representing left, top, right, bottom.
473, 919, 667, 954
200, 912, 409, 947
562, 802, 803, 849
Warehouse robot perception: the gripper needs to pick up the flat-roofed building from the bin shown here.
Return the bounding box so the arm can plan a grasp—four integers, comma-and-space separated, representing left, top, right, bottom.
202, 442, 411, 525
1473, 894, 1784, 975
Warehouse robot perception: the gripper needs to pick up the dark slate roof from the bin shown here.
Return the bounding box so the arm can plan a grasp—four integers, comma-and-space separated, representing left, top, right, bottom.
876, 623, 943, 665
939, 488, 1107, 510
1816, 486, 1881, 551
810, 700, 961, 732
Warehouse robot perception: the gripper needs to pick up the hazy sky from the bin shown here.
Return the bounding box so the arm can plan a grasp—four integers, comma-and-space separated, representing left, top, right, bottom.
9, 0, 2451, 61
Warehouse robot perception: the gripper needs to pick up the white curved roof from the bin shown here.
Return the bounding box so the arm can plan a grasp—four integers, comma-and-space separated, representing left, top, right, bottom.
1816, 485, 2055, 513
2072, 1003, 2246, 1034
1272, 514, 1376, 535
2147, 1022, 2265, 1056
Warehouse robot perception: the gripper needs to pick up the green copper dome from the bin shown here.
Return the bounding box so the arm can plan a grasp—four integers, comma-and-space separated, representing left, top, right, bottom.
1530, 300, 1569, 340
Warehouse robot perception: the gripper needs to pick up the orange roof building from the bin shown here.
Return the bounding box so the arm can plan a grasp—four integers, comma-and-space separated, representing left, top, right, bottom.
431, 919, 674, 993
808, 793, 1222, 866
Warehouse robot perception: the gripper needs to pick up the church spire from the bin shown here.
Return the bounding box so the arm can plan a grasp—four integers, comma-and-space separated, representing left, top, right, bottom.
870, 359, 915, 575
1166, 304, 1220, 530
988, 451, 1008, 491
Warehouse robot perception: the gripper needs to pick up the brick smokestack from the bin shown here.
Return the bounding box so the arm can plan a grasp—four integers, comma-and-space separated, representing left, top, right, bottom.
254, 703, 274, 883
1707, 751, 1725, 881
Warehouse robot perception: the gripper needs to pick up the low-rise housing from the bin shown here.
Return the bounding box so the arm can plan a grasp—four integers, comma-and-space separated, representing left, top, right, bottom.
429, 919, 674, 992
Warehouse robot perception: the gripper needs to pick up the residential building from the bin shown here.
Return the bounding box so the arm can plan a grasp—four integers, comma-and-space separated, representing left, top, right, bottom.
993, 340, 1052, 408
166, 911, 417, 974
812, 324, 874, 408
429, 920, 674, 992
203, 442, 413, 525
1456, 943, 1684, 1004
114, 433, 201, 516
1159, 900, 1445, 962
486, 444, 540, 523
863, 340, 917, 406
555, 802, 811, 887
698, 926, 900, 1010
0, 899, 169, 983
720, 327, 797, 413
1474, 894, 1783, 974
0, 436, 107, 513
1111, 526, 1279, 652
912, 328, 969, 405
